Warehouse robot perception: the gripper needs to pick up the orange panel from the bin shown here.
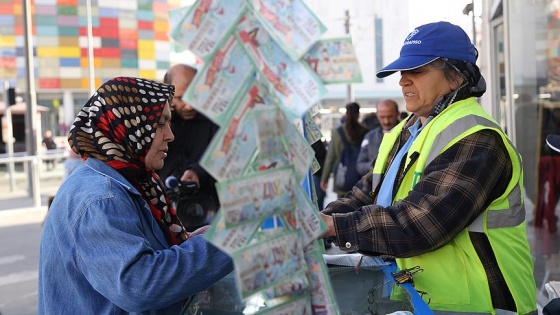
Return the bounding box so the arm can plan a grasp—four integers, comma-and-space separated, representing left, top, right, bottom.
80, 57, 91, 68
58, 0, 78, 5
155, 31, 168, 41
119, 28, 137, 39
153, 20, 168, 32
13, 3, 22, 15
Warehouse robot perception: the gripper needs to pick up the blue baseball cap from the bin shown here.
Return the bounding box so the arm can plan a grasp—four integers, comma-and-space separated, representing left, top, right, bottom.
376, 21, 476, 78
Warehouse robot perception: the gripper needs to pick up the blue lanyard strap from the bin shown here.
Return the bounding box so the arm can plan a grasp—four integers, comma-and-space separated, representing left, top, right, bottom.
380, 261, 434, 315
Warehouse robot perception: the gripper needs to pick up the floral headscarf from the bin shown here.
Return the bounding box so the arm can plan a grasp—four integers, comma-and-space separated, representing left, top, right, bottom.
68, 77, 188, 245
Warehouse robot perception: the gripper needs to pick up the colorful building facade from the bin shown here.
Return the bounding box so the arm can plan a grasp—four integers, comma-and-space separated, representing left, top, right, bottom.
0, 0, 184, 145
0, 0, 181, 90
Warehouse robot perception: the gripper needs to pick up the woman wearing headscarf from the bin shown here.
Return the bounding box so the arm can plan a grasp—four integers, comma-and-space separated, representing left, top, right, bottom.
38, 77, 233, 314
321, 22, 536, 314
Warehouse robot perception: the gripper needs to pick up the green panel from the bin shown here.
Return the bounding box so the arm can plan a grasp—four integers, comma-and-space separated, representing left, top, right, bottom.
137, 0, 152, 10
58, 6, 78, 15
35, 15, 57, 25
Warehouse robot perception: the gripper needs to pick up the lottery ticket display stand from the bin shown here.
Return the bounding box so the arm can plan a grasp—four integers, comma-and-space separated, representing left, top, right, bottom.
182, 254, 432, 314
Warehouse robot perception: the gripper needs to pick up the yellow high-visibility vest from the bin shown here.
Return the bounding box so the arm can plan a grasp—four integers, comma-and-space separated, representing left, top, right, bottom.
372, 98, 536, 314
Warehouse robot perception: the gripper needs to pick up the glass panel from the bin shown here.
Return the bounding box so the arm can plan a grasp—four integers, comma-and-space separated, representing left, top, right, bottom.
493, 23, 506, 132
509, 0, 560, 231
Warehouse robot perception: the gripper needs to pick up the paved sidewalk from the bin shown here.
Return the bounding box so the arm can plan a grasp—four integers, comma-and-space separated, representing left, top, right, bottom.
0, 161, 63, 223
0, 207, 47, 228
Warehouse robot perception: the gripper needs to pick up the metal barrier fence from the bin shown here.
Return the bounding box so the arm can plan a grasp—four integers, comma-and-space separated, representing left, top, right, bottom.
0, 149, 67, 208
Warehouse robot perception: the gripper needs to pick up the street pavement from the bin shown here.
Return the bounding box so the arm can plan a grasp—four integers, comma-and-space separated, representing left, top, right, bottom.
0, 161, 61, 315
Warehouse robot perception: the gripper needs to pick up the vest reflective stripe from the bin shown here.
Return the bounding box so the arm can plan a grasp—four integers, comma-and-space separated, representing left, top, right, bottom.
467, 185, 524, 232
371, 173, 382, 194
426, 115, 500, 165
421, 115, 526, 232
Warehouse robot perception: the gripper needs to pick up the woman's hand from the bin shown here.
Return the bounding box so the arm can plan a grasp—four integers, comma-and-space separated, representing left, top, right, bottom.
190, 225, 210, 237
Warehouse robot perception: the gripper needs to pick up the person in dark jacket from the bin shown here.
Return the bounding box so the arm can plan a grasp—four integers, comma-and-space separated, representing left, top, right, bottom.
311, 139, 327, 210
356, 99, 400, 176
42, 129, 57, 170
157, 64, 220, 231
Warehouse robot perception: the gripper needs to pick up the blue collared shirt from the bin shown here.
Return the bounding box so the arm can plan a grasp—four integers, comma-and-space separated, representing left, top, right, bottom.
38, 158, 233, 314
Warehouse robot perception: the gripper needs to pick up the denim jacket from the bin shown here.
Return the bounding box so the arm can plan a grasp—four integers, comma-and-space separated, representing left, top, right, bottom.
38, 158, 233, 314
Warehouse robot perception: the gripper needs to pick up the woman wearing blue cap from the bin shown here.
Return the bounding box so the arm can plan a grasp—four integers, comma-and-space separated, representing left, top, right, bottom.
321, 21, 536, 314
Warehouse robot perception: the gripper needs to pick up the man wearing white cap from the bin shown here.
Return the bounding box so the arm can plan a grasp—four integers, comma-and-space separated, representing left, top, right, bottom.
321, 21, 537, 314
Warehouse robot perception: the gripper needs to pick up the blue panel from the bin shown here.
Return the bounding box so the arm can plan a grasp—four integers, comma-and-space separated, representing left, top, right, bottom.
138, 30, 154, 39
16, 47, 25, 57
0, 16, 15, 26
137, 10, 154, 21
99, 7, 119, 18
78, 16, 99, 27
36, 25, 58, 36
60, 58, 80, 67
1, 49, 16, 58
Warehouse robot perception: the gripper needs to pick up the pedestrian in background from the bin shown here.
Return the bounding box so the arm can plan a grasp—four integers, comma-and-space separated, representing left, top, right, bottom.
320, 102, 368, 198
361, 112, 380, 131
38, 77, 233, 314
41, 129, 57, 170
356, 99, 400, 176
321, 21, 536, 313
